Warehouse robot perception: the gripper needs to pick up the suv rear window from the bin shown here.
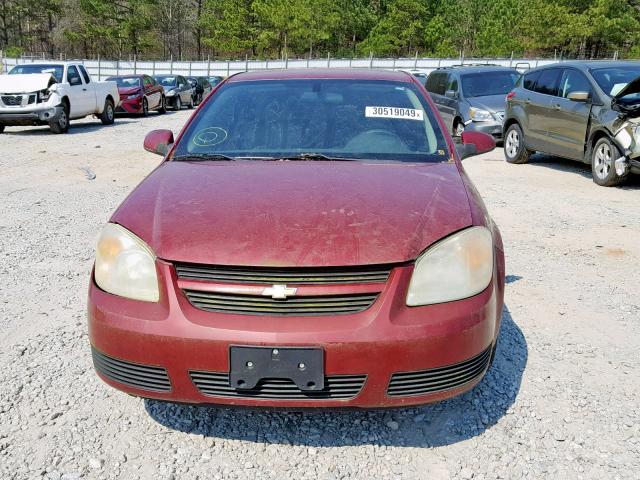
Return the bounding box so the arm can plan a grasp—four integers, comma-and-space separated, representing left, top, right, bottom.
534, 69, 561, 96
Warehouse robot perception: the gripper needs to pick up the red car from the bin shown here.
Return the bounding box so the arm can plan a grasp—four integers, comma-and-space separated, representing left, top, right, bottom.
88, 69, 504, 409
107, 74, 166, 116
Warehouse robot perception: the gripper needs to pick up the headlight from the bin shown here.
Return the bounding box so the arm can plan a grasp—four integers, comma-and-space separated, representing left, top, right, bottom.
127, 93, 140, 99
406, 227, 493, 306
469, 107, 493, 122
165, 89, 176, 96
94, 223, 159, 302
38, 89, 51, 102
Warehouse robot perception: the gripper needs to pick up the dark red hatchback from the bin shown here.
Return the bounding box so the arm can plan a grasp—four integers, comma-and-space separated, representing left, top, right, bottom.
88, 69, 504, 408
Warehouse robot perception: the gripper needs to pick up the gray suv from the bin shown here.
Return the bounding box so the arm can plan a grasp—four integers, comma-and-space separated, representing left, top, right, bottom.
425, 65, 520, 140
503, 61, 640, 186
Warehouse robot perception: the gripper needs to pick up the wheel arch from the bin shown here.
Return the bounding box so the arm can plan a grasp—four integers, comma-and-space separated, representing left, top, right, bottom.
586, 128, 616, 162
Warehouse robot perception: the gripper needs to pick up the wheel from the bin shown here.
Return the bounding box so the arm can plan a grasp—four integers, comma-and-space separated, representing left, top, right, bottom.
99, 99, 115, 125
0, 125, 4, 134
141, 97, 149, 117
188, 95, 194, 109
503, 123, 531, 164
49, 103, 69, 134
198, 93, 203, 105
175, 96, 182, 110
158, 95, 167, 114
453, 120, 464, 137
591, 137, 628, 187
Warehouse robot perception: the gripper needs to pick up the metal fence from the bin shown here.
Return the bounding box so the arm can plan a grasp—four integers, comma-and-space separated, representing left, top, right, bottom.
0, 54, 563, 80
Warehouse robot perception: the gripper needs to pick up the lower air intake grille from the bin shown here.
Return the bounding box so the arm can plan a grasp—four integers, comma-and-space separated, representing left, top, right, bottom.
175, 263, 392, 285
92, 347, 171, 392
1, 95, 22, 106
190, 371, 366, 400
184, 290, 378, 316
387, 347, 492, 397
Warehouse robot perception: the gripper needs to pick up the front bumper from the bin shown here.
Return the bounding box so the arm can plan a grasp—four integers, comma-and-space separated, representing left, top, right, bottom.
116, 96, 143, 114
88, 258, 504, 408
464, 120, 504, 140
0, 105, 63, 126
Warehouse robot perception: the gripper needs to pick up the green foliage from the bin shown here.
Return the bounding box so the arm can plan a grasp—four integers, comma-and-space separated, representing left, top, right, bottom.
1, 0, 640, 59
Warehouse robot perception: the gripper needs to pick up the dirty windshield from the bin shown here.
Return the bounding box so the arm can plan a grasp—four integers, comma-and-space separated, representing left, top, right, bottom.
175, 79, 449, 163
9, 64, 64, 83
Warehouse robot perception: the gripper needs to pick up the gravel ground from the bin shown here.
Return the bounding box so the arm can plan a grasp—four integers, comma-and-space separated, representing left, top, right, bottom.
1, 111, 639, 480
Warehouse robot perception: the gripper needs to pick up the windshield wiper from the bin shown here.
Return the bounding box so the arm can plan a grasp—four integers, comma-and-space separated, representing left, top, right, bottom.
172, 153, 237, 162
275, 153, 357, 162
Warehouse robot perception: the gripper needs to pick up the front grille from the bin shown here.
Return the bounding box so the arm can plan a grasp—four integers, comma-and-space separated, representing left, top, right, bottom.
190, 371, 366, 400
184, 290, 378, 316
91, 347, 171, 392
175, 263, 392, 285
1, 95, 23, 106
387, 347, 492, 397
27, 94, 36, 104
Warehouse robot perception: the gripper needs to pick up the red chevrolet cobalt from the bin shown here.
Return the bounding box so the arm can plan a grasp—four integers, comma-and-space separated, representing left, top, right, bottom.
88, 69, 505, 408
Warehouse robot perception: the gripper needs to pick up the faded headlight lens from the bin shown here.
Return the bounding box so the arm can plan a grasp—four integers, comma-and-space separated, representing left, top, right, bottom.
94, 223, 159, 302
406, 227, 493, 306
469, 107, 493, 122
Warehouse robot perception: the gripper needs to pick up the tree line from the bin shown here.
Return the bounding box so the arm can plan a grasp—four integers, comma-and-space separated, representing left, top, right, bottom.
1, 0, 639, 60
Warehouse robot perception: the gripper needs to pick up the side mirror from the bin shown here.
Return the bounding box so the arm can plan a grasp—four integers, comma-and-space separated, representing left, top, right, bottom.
69, 76, 82, 86
456, 131, 496, 159
445, 89, 457, 99
144, 129, 174, 156
568, 91, 590, 102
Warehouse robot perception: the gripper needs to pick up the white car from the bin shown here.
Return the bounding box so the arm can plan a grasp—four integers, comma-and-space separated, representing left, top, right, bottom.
0, 62, 120, 134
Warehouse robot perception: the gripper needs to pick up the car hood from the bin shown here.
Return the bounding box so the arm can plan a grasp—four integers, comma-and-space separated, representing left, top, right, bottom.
118, 86, 141, 95
0, 73, 55, 93
111, 161, 472, 267
466, 95, 507, 113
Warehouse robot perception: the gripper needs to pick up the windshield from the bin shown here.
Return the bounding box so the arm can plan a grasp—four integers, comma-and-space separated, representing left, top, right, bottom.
174, 79, 449, 163
156, 76, 177, 87
461, 71, 520, 97
108, 77, 141, 88
9, 64, 64, 83
591, 66, 640, 99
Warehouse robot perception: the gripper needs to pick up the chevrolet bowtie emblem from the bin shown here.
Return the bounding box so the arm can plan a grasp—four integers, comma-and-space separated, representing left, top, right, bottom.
262, 284, 297, 300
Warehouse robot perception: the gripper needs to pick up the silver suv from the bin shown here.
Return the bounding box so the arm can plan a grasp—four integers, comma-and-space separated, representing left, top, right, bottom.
425, 65, 520, 140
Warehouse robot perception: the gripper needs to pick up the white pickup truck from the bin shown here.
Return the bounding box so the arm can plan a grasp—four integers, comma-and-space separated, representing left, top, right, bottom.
0, 62, 120, 134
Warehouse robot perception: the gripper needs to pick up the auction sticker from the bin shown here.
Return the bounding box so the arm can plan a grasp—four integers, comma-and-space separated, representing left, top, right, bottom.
365, 106, 423, 121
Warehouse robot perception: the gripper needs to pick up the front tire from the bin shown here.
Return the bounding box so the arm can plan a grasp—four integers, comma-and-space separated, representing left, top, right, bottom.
453, 120, 464, 138
174, 96, 182, 110
188, 95, 194, 109
49, 103, 69, 134
141, 97, 149, 117
591, 137, 627, 187
99, 99, 115, 125
503, 123, 531, 164
158, 96, 167, 114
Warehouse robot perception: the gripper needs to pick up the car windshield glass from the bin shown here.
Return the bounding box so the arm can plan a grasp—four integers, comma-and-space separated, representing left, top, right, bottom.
156, 76, 177, 87
9, 64, 64, 83
109, 77, 141, 88
461, 71, 520, 97
591, 66, 640, 99
174, 79, 449, 163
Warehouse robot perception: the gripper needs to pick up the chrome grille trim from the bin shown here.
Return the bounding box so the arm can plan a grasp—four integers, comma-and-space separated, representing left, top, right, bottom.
184, 290, 378, 316
175, 263, 393, 285
387, 347, 492, 397
91, 347, 171, 392
190, 371, 366, 400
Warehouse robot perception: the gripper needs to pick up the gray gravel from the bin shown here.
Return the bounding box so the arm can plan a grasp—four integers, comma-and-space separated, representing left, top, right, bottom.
1, 112, 639, 479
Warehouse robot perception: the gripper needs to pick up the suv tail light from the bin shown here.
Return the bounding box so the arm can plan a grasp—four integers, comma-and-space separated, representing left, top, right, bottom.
506, 91, 516, 101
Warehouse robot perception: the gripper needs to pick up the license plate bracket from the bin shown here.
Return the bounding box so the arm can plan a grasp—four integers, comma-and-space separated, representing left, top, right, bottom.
229, 346, 324, 391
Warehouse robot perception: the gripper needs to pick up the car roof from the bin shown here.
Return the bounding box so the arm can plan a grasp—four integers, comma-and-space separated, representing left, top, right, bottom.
433, 65, 517, 74
527, 60, 640, 73
227, 68, 414, 83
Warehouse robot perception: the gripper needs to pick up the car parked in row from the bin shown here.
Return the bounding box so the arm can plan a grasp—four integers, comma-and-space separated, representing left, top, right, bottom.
425, 65, 520, 140
107, 74, 166, 116
186, 76, 213, 105
503, 60, 640, 186
154, 74, 194, 110
0, 62, 119, 134
88, 68, 504, 409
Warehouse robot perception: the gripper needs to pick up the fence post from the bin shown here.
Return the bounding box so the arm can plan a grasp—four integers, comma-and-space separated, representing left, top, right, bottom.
327, 52, 330, 68
245, 54, 249, 72
134, 55, 137, 74
349, 58, 352, 67
207, 56, 211, 76
266, 58, 269, 70
369, 52, 373, 69
285, 54, 288, 69
413, 51, 418, 69
189, 59, 192, 76
509, 51, 513, 67
227, 60, 230, 77
152, 60, 155, 76
170, 55, 173, 74
97, 54, 101, 80
116, 59, 120, 76
392, 58, 396, 70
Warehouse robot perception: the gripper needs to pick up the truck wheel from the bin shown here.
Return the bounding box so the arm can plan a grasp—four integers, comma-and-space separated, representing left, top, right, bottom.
503, 123, 531, 164
158, 96, 167, 114
591, 137, 628, 187
99, 99, 115, 125
49, 104, 69, 134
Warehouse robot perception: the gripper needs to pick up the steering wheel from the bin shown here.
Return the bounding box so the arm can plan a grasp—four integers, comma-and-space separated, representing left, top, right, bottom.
346, 129, 408, 153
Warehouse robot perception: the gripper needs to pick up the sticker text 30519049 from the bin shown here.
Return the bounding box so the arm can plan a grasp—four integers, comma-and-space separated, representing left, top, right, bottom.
365, 106, 424, 121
